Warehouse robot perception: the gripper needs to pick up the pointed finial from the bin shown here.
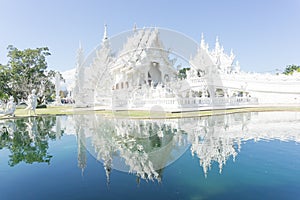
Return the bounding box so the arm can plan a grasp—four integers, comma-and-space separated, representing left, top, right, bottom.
76, 40, 84, 68
79, 40, 82, 49
215, 36, 220, 52
133, 23, 137, 32
200, 33, 206, 49
102, 24, 108, 43
235, 60, 240, 72
230, 49, 235, 58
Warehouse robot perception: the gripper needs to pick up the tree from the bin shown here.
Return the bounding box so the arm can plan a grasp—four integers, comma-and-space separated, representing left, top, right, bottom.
4, 45, 59, 103
0, 116, 58, 166
0, 64, 11, 99
178, 67, 190, 80
283, 64, 300, 75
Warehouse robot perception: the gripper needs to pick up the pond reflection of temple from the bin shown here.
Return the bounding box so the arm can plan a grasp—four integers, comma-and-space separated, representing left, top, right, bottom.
72, 115, 189, 183
70, 111, 300, 182
1, 112, 299, 183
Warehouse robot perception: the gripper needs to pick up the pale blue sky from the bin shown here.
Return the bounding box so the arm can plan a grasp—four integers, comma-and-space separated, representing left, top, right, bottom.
0, 0, 299, 73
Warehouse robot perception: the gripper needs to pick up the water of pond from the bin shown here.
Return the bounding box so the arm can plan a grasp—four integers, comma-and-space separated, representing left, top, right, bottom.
0, 111, 300, 200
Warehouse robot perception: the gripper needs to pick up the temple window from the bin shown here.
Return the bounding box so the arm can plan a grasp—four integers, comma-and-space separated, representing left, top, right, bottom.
215, 88, 225, 97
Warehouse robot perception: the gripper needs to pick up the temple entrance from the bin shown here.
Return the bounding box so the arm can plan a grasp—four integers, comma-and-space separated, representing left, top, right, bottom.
148, 62, 162, 86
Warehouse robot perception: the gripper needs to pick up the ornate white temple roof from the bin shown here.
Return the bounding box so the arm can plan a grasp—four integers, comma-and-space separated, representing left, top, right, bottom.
111, 27, 175, 74
68, 25, 300, 108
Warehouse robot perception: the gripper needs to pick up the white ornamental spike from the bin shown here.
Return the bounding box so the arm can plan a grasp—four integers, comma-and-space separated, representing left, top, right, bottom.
102, 24, 108, 43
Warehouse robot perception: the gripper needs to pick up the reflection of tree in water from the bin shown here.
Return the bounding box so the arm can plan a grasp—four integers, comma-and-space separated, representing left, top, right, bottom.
0, 116, 58, 166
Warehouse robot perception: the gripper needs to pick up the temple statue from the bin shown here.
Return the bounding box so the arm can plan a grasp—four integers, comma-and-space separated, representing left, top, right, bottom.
0, 96, 16, 117
25, 89, 38, 116
55, 72, 62, 105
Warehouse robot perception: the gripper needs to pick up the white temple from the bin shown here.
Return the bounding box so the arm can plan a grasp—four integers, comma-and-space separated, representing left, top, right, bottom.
72, 25, 300, 111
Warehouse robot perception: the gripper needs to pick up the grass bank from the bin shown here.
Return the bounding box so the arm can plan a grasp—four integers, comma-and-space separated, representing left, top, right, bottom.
0, 105, 299, 120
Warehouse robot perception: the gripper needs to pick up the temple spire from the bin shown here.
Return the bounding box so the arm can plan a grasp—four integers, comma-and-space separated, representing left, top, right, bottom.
76, 41, 84, 68
102, 24, 110, 49
200, 33, 206, 50
102, 24, 108, 43
79, 40, 82, 50
230, 49, 235, 60
215, 36, 221, 53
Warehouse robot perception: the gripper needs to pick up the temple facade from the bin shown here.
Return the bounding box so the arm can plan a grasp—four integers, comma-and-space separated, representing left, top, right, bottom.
72, 25, 300, 110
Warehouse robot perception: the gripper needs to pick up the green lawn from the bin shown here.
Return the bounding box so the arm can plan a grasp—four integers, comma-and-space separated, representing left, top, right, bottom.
1, 105, 298, 120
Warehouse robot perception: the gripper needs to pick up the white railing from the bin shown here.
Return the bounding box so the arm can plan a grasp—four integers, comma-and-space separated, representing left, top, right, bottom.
111, 96, 258, 109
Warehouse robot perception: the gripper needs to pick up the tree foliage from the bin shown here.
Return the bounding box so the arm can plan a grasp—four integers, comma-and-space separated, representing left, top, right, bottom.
0, 45, 62, 103
178, 67, 191, 80
283, 64, 300, 75
0, 116, 58, 166
0, 64, 11, 99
